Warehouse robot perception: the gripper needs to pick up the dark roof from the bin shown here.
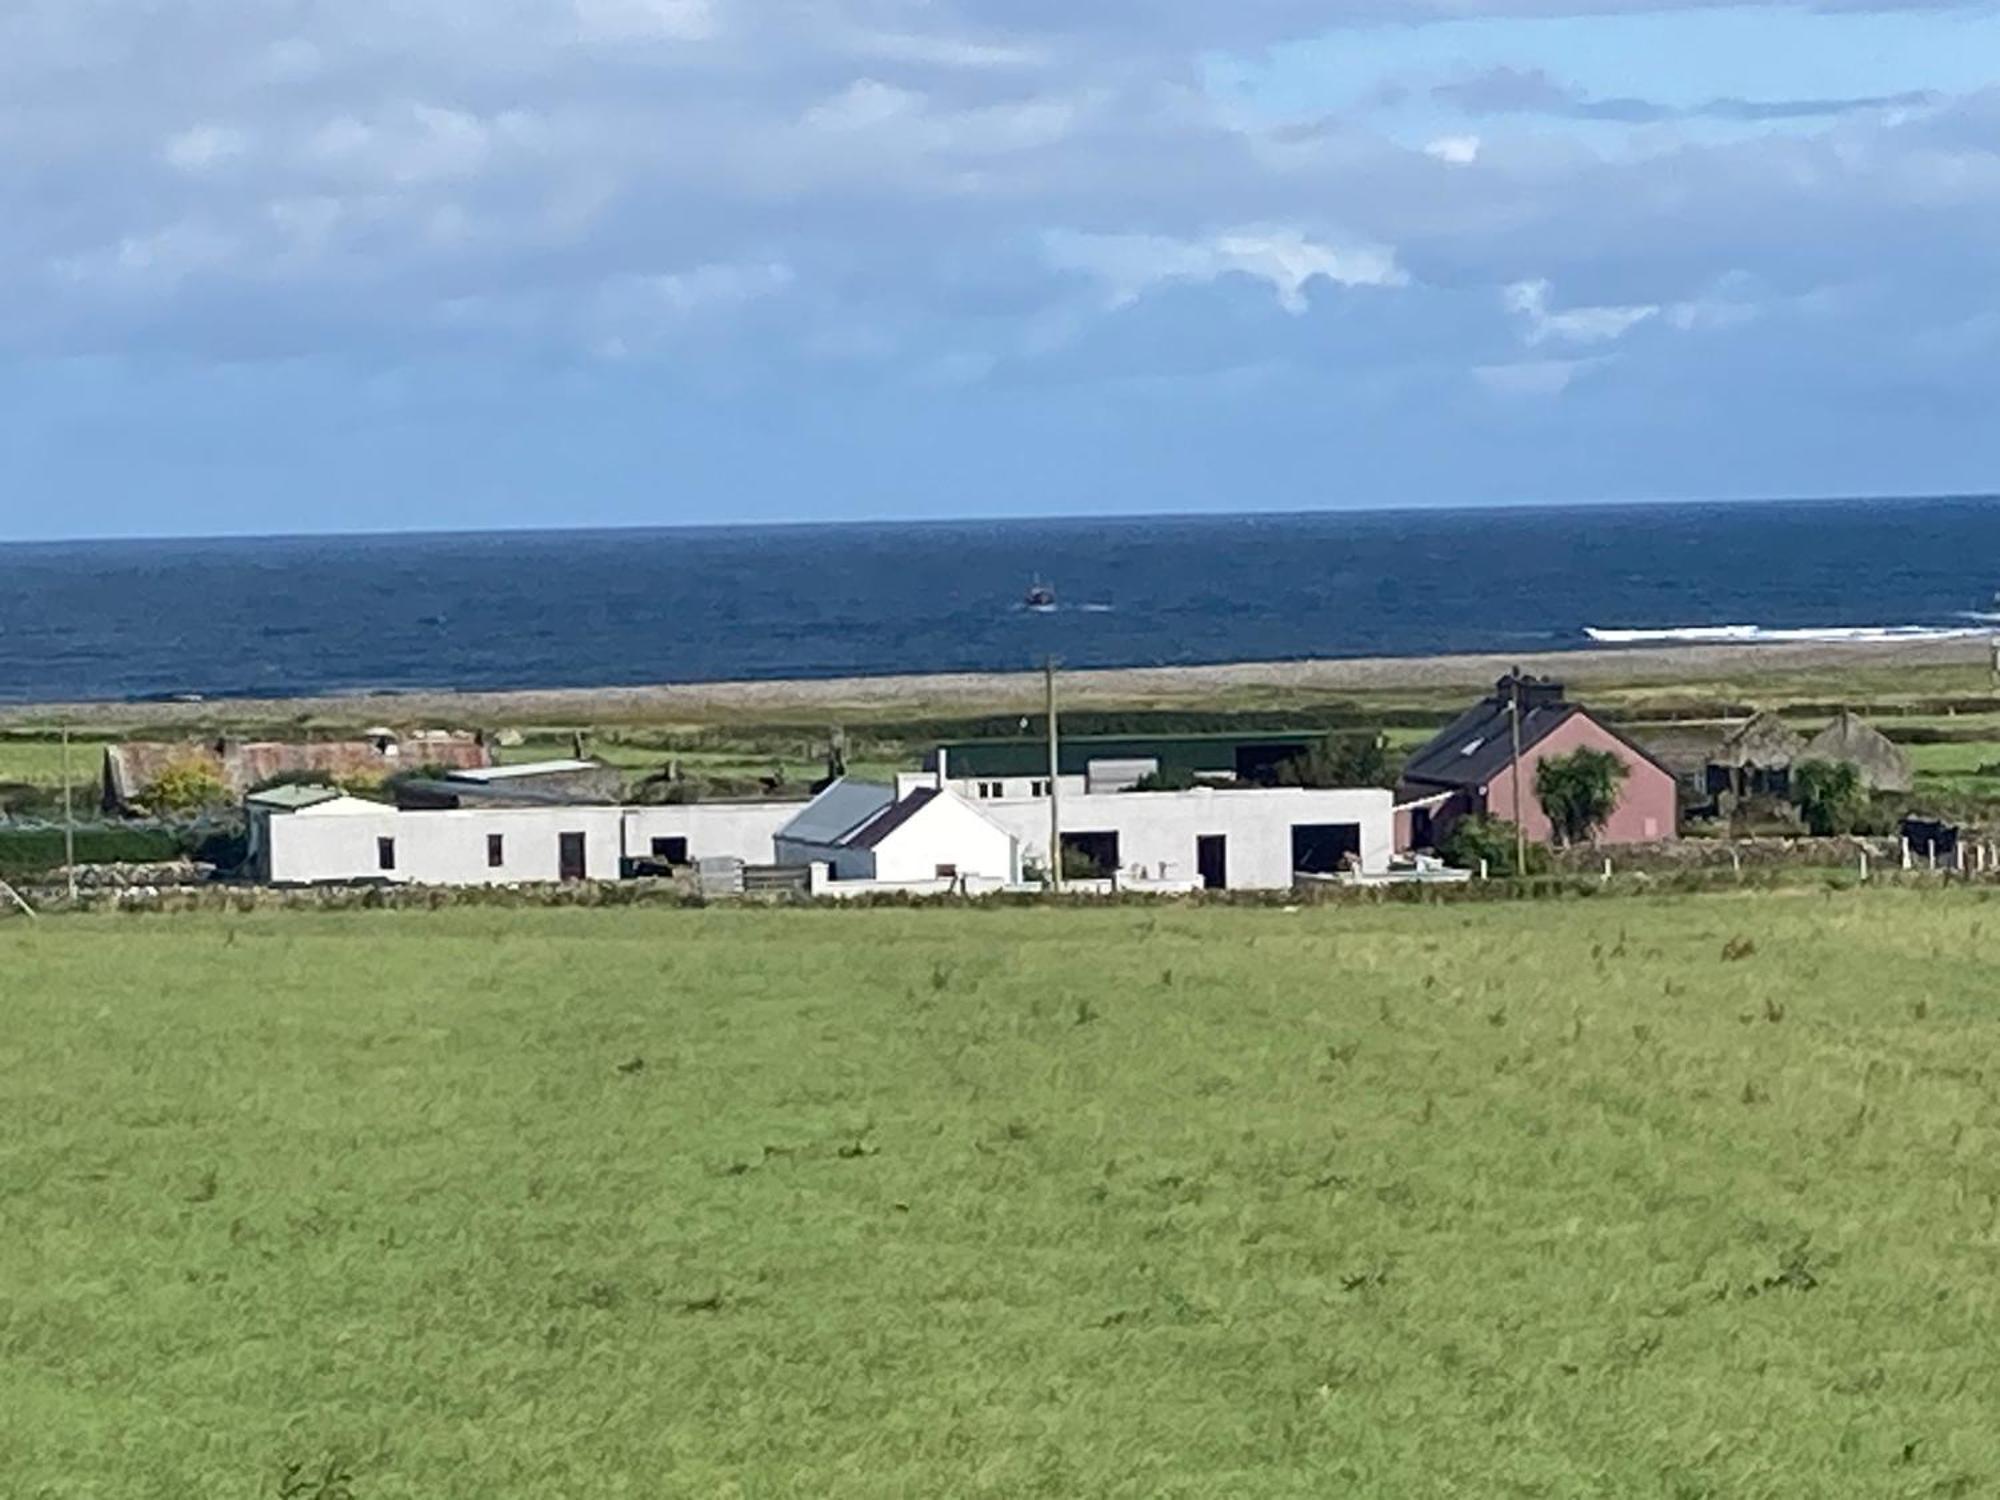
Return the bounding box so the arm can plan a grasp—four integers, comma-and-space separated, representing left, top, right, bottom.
1401, 699, 1580, 790
847, 787, 940, 849
937, 732, 1325, 779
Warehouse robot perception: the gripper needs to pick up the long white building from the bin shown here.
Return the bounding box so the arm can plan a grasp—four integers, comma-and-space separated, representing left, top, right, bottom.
246, 784, 798, 886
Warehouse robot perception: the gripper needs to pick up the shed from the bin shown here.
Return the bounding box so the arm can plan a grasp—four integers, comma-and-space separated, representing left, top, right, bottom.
1709, 711, 1809, 800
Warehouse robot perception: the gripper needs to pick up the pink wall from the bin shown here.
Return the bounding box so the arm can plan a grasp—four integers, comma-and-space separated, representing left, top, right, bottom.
1482, 714, 1678, 845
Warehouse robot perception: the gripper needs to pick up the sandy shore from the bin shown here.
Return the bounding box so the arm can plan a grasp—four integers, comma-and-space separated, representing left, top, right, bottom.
1, 636, 1988, 730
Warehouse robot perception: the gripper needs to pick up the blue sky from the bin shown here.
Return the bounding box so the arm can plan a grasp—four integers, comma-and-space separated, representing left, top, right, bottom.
2, 0, 1998, 540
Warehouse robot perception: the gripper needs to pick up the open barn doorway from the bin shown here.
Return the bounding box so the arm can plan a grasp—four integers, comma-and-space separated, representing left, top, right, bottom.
1291, 823, 1361, 877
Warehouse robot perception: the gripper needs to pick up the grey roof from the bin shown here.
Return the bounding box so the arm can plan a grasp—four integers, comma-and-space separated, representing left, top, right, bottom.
1402, 699, 1580, 790
778, 778, 896, 846
848, 787, 939, 849
245, 784, 344, 811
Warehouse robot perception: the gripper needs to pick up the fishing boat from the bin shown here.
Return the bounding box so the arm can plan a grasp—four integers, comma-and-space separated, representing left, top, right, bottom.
1024, 578, 1057, 612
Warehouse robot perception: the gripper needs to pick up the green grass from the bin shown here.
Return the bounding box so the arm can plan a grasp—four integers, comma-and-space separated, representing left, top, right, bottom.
0, 736, 111, 788
9, 894, 2000, 1495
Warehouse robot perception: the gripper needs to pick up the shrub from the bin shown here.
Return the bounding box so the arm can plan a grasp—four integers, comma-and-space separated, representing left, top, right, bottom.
1131, 766, 1198, 792
1534, 748, 1629, 847
1439, 815, 1549, 877
1269, 733, 1397, 790
1793, 760, 1868, 837
143, 760, 231, 813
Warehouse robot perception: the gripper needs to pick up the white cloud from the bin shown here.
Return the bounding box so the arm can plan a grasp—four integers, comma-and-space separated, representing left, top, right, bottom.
1046, 226, 1408, 313
163, 125, 248, 173
1425, 134, 1481, 165
804, 80, 927, 132
1505, 279, 1658, 345
572, 0, 716, 42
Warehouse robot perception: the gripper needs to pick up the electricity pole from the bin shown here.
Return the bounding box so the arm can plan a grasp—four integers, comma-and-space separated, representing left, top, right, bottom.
1045, 657, 1062, 894
1507, 671, 1527, 878
61, 725, 77, 901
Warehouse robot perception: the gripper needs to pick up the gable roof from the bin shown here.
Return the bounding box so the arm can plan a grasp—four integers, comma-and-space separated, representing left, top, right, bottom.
847, 787, 940, 849
1402, 678, 1675, 790
1402, 698, 1580, 790
1717, 711, 1807, 768
778, 778, 897, 846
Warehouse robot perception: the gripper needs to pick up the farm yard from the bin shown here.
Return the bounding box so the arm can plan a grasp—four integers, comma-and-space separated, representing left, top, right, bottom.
8, 895, 2000, 1496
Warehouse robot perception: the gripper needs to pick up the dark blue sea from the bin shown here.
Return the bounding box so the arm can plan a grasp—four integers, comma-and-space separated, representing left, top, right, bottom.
4, 497, 1999, 704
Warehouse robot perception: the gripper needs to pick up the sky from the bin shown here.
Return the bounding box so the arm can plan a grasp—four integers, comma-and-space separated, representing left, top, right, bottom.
3, 0, 1999, 540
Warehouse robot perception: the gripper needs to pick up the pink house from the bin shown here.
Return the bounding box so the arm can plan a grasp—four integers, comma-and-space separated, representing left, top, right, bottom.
1396, 674, 1679, 850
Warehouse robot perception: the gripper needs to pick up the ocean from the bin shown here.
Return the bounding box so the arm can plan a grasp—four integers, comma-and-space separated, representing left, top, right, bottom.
3, 496, 1998, 704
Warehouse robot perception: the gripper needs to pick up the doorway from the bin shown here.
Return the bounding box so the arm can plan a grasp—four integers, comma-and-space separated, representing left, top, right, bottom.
1196, 835, 1227, 891
1291, 823, 1361, 876
558, 831, 588, 882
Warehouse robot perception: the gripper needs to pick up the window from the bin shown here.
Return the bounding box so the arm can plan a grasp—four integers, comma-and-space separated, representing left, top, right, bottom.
1031, 780, 1051, 798
935, 864, 959, 879
1059, 831, 1121, 879
977, 781, 1003, 799
651, 836, 690, 865
487, 834, 505, 868
377, 837, 397, 872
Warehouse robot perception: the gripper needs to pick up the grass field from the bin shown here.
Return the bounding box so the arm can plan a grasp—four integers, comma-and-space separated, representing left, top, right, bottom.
8, 895, 2000, 1496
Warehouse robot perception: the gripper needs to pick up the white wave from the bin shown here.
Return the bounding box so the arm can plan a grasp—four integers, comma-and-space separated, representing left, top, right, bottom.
1585, 623, 1994, 646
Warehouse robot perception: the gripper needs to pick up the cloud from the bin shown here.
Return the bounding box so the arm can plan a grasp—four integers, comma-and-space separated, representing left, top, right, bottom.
1423, 134, 1481, 165
1435, 66, 1942, 125
1045, 227, 1408, 313
1504, 280, 1657, 346
1474, 356, 1600, 397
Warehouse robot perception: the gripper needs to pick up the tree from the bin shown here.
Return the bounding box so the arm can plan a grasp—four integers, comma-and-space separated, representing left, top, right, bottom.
1793, 759, 1867, 836
143, 759, 231, 813
1439, 815, 1548, 876
1534, 748, 1629, 847
1273, 732, 1396, 789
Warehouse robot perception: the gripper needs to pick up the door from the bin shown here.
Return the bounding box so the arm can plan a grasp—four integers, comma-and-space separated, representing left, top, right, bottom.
1196, 835, 1227, 891
558, 831, 588, 882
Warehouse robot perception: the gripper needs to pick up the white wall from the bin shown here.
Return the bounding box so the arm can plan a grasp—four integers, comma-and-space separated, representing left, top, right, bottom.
264, 799, 799, 886
870, 792, 1018, 883
973, 786, 1394, 890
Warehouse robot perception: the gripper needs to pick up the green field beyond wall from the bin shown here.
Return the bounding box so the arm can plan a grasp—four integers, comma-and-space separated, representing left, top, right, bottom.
7, 896, 2000, 1496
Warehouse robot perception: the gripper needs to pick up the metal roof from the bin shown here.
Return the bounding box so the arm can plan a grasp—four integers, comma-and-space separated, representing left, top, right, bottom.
938, 731, 1325, 780
448, 760, 600, 782
778, 779, 897, 846
245, 784, 345, 811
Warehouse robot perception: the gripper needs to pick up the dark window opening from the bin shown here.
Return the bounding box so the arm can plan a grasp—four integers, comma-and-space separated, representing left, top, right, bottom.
651, 836, 690, 866
1196, 834, 1227, 891
377, 837, 397, 872
1060, 830, 1120, 879
1409, 808, 1435, 851
1291, 822, 1362, 877
559, 832, 587, 882
487, 833, 505, 868
935, 863, 959, 879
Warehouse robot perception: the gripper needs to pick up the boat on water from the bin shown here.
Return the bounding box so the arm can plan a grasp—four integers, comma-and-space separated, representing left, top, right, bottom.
1024, 579, 1057, 612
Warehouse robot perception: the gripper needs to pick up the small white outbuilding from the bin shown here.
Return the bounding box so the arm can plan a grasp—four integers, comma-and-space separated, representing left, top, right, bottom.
776, 780, 1019, 885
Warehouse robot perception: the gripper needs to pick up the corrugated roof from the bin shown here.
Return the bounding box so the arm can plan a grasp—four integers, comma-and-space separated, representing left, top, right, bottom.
778, 778, 896, 846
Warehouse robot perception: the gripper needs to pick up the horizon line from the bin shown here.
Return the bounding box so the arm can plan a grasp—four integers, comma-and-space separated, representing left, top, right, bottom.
2, 489, 1996, 549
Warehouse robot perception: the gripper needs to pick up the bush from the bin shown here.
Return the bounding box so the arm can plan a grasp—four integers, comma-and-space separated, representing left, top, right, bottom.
1131, 766, 1198, 792
1269, 733, 1397, 789
1534, 748, 1629, 847
1793, 760, 1867, 837
144, 760, 231, 813
1439, 815, 1549, 877
0, 827, 187, 880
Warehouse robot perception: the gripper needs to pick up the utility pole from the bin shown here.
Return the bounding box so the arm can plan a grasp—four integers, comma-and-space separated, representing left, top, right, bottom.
61, 725, 77, 901
1507, 671, 1527, 878
1046, 657, 1062, 894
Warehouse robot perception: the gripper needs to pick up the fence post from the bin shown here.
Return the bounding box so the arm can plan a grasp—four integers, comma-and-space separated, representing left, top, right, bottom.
1902, 837, 1913, 871
1478, 858, 1489, 882
1860, 848, 1869, 883
1731, 846, 1742, 878
1929, 840, 1938, 872
1602, 857, 1612, 884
